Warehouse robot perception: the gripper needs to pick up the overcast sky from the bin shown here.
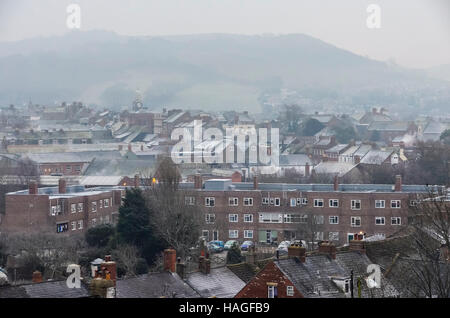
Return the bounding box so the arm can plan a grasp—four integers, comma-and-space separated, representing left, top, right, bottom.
0, 0, 449, 69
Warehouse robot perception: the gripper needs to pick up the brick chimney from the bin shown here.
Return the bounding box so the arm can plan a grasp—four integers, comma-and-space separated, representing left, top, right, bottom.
349, 240, 366, 254
58, 178, 66, 194
194, 174, 203, 189
100, 255, 117, 287
287, 243, 306, 263
305, 162, 310, 177
176, 257, 186, 279
354, 155, 361, 164
395, 175, 402, 192
128, 144, 132, 152
163, 248, 177, 273
28, 180, 38, 195
333, 175, 339, 191
134, 174, 140, 188
318, 241, 336, 259
198, 255, 211, 275
253, 175, 258, 190
32, 270, 43, 283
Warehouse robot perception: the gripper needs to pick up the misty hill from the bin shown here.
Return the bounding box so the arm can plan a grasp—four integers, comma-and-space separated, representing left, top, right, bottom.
0, 30, 447, 113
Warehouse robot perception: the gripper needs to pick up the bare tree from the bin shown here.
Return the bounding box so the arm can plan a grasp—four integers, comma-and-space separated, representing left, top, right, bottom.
111, 244, 139, 277
294, 211, 326, 251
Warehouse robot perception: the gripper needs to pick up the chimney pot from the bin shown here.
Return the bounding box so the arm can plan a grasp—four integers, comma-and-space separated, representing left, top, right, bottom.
287, 243, 306, 262
32, 271, 43, 283
163, 248, 177, 273
28, 180, 38, 195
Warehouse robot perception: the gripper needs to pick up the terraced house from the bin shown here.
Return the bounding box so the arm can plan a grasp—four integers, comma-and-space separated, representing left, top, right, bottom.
180, 175, 437, 246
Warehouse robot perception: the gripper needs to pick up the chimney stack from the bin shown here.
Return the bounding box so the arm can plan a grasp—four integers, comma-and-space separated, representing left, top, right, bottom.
198, 255, 211, 275
354, 155, 361, 164
163, 248, 177, 273
333, 175, 339, 192
128, 144, 132, 152
134, 174, 140, 188
118, 144, 123, 151
58, 178, 67, 194
32, 271, 43, 283
176, 257, 186, 279
287, 243, 306, 263
305, 162, 310, 177
349, 240, 366, 254
318, 241, 336, 259
101, 255, 117, 287
253, 175, 258, 190
395, 175, 402, 192
194, 174, 203, 189
28, 180, 38, 195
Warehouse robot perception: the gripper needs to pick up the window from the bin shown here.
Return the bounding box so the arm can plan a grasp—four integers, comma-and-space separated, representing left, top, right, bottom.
205, 214, 216, 224
243, 197, 253, 206
351, 216, 361, 227
409, 200, 417, 207
244, 230, 253, 239
229, 230, 238, 239
315, 232, 324, 241
351, 200, 361, 210
71, 204, 76, 213
75, 165, 81, 172
104, 199, 109, 208
99, 200, 103, 209
314, 199, 324, 207
205, 197, 215, 207
283, 214, 306, 223
228, 197, 238, 206
91, 201, 97, 212
329, 199, 339, 207
314, 215, 324, 224
56, 223, 68, 233
391, 200, 401, 208
391, 217, 402, 225
229, 214, 238, 223
329, 216, 339, 224
202, 230, 209, 239
286, 286, 294, 297
262, 197, 269, 205
71, 221, 76, 231
259, 213, 283, 223
92, 218, 97, 226
66, 165, 72, 172
78, 220, 83, 230
329, 232, 339, 241
375, 200, 385, 208
244, 214, 253, 223
300, 198, 308, 205
185, 196, 195, 206
77, 203, 83, 213
290, 198, 297, 207
375, 217, 385, 225
267, 285, 277, 298
274, 198, 280, 206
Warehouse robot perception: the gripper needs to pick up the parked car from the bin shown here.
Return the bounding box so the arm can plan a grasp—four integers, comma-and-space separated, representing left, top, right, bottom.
240, 241, 254, 251
276, 241, 291, 255
209, 240, 224, 248
207, 242, 223, 253
224, 240, 238, 250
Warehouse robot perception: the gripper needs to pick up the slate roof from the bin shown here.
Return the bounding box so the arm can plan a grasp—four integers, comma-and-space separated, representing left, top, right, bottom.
186, 266, 246, 298
0, 280, 89, 298
360, 150, 393, 165
313, 161, 356, 177
116, 272, 199, 298
367, 121, 409, 131
279, 154, 312, 166
23, 151, 121, 164
83, 158, 157, 177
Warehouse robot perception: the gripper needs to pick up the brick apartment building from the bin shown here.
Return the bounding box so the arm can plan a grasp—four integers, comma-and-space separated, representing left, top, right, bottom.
1, 179, 125, 235
180, 175, 434, 246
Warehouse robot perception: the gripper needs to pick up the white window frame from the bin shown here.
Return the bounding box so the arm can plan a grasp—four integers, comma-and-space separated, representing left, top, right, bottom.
244, 230, 253, 239
229, 230, 239, 239
391, 217, 402, 225
290, 198, 297, 207
229, 214, 238, 223
329, 232, 339, 241
185, 196, 195, 206
77, 202, 83, 213
205, 197, 215, 207
244, 214, 253, 223
375, 217, 385, 225
268, 285, 276, 298
375, 200, 385, 208
314, 199, 324, 207
329, 199, 339, 207
274, 198, 281, 206
228, 197, 238, 206
351, 216, 361, 227
205, 214, 216, 224
391, 200, 401, 209
104, 198, 109, 208
78, 220, 83, 230
243, 197, 253, 206
329, 216, 339, 224
91, 201, 97, 212
70, 203, 76, 214
286, 286, 294, 297
351, 200, 361, 210
71, 221, 76, 231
